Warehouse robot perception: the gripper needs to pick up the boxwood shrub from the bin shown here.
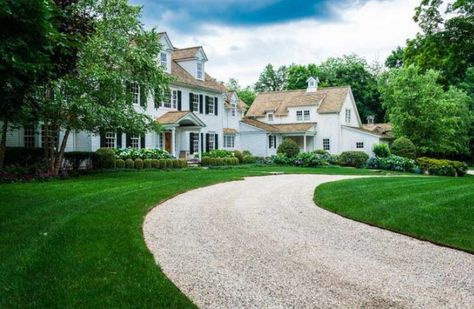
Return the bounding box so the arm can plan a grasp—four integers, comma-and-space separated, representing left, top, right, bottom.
143, 159, 152, 169
151, 159, 159, 168
125, 158, 134, 169
338, 151, 369, 168
94, 148, 116, 169
115, 159, 125, 168
372, 143, 391, 158
201, 157, 238, 166
134, 158, 144, 169
277, 138, 300, 158
390, 137, 416, 159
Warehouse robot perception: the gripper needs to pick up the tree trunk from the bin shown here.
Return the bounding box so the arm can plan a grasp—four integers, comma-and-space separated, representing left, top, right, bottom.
0, 119, 8, 168
54, 128, 70, 175
48, 123, 59, 174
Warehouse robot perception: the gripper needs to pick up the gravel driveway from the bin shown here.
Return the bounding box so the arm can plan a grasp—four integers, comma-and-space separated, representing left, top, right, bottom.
144, 174, 474, 308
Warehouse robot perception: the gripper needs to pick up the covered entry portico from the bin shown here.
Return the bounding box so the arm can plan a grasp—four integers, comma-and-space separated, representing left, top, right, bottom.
156, 111, 206, 159
274, 123, 318, 152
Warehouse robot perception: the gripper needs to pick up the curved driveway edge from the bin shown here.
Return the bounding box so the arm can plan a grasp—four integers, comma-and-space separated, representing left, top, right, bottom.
144, 174, 474, 308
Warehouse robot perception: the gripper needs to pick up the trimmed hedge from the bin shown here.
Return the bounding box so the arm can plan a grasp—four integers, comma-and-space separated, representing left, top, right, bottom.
277, 138, 300, 158
143, 159, 152, 169
390, 137, 416, 159
4, 147, 45, 167
201, 157, 239, 166
417, 157, 468, 177
134, 158, 144, 169
125, 158, 134, 169
116, 159, 125, 168
94, 148, 116, 169
202, 149, 234, 158
151, 159, 159, 168
338, 151, 369, 168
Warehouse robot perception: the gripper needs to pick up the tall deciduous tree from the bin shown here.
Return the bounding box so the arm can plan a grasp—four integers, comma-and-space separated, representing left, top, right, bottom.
0, 0, 57, 167
33, 0, 169, 175
226, 78, 256, 106
379, 65, 471, 155
254, 64, 288, 92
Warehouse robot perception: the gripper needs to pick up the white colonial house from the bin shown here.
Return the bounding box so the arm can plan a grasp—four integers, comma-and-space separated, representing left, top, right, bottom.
3, 34, 392, 160
239, 77, 393, 157
3, 33, 248, 159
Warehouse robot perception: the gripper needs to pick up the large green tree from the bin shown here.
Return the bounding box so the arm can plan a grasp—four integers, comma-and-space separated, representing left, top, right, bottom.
32, 0, 169, 174
0, 0, 57, 167
379, 65, 470, 155
254, 64, 288, 92
226, 78, 256, 106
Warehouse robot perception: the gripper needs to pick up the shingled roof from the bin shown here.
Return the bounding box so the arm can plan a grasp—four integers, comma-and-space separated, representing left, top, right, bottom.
172, 47, 202, 61
170, 61, 226, 93
246, 87, 351, 117
241, 118, 316, 133
361, 123, 394, 139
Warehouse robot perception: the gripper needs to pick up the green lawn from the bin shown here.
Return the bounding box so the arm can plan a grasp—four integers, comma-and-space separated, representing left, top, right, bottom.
0, 165, 389, 308
315, 176, 474, 253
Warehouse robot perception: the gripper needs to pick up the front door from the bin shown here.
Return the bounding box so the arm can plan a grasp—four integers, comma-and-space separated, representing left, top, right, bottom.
164, 132, 172, 153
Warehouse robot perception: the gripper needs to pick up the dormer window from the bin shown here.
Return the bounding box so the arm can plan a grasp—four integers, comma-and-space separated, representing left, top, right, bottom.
160, 52, 168, 70
197, 62, 203, 80
306, 76, 319, 92
267, 113, 274, 122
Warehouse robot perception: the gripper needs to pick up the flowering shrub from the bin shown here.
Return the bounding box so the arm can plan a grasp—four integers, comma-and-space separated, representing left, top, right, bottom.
294, 152, 327, 167
114, 148, 173, 160
367, 155, 417, 172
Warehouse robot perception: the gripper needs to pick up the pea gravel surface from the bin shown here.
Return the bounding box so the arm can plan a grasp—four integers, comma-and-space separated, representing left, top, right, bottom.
144, 174, 474, 308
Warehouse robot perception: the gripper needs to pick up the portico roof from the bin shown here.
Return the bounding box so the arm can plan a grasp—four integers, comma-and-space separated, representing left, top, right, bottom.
156, 111, 206, 127
241, 118, 316, 134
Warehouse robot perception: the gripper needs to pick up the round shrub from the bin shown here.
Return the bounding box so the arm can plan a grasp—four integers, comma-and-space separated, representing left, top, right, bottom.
277, 138, 300, 158
372, 143, 391, 158
158, 159, 166, 169
233, 150, 244, 163
390, 137, 416, 159
165, 159, 174, 168
143, 159, 152, 169
115, 159, 125, 168
201, 157, 211, 166
243, 155, 256, 164
94, 148, 116, 169
338, 151, 369, 168
134, 158, 144, 169
178, 159, 187, 168
125, 158, 134, 169
151, 159, 159, 168
172, 159, 180, 168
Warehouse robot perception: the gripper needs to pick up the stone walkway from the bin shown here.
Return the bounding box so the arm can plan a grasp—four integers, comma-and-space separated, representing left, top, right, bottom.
144, 174, 474, 308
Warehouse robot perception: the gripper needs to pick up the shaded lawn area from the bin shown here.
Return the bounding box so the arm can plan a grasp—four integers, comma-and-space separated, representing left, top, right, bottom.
0, 165, 390, 308
315, 176, 474, 253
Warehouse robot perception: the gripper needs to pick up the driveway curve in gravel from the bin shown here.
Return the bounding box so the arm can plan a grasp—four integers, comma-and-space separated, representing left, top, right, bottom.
144, 174, 474, 308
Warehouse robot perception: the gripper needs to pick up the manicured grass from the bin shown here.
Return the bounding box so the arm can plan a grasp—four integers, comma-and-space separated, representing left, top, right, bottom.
315, 176, 474, 253
0, 165, 392, 308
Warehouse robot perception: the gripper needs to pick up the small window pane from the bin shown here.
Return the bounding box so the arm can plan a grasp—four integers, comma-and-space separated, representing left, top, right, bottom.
296, 111, 303, 121
304, 110, 310, 121
105, 131, 116, 148
356, 142, 364, 149
24, 125, 35, 148
197, 62, 203, 79
192, 94, 199, 111
323, 138, 330, 151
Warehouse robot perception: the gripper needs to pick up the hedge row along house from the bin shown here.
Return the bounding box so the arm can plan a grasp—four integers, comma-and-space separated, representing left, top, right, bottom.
3, 33, 392, 160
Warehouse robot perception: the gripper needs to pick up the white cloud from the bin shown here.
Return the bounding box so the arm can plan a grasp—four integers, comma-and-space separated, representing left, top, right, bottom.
153, 0, 420, 86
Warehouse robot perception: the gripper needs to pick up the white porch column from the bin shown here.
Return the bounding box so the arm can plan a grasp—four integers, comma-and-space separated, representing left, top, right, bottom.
303, 134, 307, 152
171, 127, 176, 157
198, 129, 202, 160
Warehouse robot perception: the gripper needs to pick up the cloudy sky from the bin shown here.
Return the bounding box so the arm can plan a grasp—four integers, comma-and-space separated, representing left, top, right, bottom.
130, 0, 421, 87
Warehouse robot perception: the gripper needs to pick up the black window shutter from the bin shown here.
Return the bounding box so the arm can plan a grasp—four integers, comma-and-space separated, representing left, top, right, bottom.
140, 84, 146, 107
177, 91, 182, 110
189, 93, 194, 111
205, 96, 209, 114
215, 134, 218, 150
126, 133, 131, 148
100, 131, 106, 148
189, 132, 194, 154
140, 134, 145, 148
269, 135, 272, 148
116, 130, 122, 148
200, 133, 204, 153
199, 95, 203, 113
214, 97, 218, 116
274, 136, 277, 148
205, 134, 210, 152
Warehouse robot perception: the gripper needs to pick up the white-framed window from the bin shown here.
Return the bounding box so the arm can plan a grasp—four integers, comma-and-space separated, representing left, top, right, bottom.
171, 90, 177, 109
24, 125, 35, 148
161, 89, 171, 108
323, 138, 330, 151
105, 131, 116, 148
192, 134, 199, 153
197, 62, 203, 80
208, 97, 214, 114
160, 52, 168, 70
296, 111, 303, 121
192, 94, 199, 111
231, 107, 236, 117
303, 110, 310, 121
223, 135, 235, 148
130, 135, 140, 148
345, 108, 351, 123
356, 142, 364, 149
208, 133, 215, 151
268, 135, 277, 149
267, 113, 274, 122
131, 83, 139, 105
41, 125, 58, 149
